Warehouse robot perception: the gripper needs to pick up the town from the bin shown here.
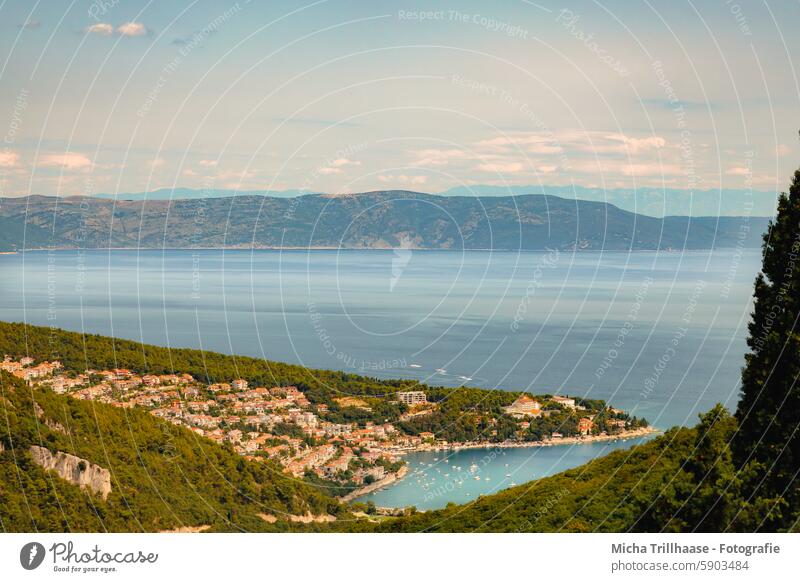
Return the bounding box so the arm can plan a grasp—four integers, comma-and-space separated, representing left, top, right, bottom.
2, 355, 653, 499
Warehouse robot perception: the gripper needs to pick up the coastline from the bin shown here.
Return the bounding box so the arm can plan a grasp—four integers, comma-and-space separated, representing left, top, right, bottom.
344, 427, 658, 503
393, 426, 659, 456
340, 465, 409, 503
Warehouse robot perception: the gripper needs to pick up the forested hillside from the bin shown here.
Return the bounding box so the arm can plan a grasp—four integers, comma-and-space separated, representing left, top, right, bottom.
0, 370, 339, 532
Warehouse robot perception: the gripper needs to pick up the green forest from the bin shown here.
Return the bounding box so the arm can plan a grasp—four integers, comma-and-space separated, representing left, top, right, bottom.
0, 370, 340, 532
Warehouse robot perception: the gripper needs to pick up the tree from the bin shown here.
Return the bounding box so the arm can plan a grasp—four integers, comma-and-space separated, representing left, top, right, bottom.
733, 163, 800, 531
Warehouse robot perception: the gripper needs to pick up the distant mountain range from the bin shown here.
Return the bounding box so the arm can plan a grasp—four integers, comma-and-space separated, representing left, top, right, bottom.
87, 185, 779, 218
0, 191, 771, 252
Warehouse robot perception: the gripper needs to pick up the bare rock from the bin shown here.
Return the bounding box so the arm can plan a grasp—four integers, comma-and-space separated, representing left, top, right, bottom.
29, 445, 111, 499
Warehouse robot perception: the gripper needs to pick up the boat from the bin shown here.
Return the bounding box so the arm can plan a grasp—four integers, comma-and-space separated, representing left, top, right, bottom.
474, 476, 481, 480
505, 473, 511, 477
435, 368, 447, 374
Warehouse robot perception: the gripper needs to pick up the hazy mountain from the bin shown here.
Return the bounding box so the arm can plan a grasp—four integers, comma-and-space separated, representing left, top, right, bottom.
92, 187, 316, 201
439, 185, 779, 218
0, 191, 771, 251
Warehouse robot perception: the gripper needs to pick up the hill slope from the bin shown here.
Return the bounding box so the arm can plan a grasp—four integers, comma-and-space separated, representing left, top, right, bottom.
0, 370, 340, 532
0, 192, 769, 251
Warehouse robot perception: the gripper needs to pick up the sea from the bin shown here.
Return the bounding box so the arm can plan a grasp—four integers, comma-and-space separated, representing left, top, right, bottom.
0, 248, 761, 509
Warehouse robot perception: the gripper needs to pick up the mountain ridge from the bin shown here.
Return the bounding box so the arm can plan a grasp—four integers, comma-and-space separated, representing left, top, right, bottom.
0, 191, 771, 252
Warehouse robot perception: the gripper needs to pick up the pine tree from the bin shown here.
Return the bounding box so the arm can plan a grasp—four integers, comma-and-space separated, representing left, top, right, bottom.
733, 165, 800, 531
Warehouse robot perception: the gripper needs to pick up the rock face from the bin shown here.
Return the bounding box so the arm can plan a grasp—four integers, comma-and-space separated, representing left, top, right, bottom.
29, 446, 111, 499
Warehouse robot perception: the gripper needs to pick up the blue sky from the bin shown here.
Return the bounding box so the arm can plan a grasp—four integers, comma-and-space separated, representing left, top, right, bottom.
0, 0, 798, 199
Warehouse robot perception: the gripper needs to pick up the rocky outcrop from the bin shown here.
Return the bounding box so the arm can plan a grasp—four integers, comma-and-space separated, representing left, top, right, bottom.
258, 512, 336, 523
29, 446, 111, 499
33, 401, 68, 434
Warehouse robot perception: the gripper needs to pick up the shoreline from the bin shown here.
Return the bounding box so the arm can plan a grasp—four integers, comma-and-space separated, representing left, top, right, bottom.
346, 427, 658, 503
6, 247, 760, 254
340, 465, 409, 503
393, 426, 659, 456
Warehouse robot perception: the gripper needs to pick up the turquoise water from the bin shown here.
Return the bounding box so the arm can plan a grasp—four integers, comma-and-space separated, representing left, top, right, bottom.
357, 438, 652, 510
0, 248, 760, 507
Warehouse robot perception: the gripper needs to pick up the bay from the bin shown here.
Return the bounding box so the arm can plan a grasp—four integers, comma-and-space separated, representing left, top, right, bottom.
0, 248, 761, 507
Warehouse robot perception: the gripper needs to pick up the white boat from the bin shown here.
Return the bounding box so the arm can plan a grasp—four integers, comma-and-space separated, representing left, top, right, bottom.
409, 364, 422, 368
435, 368, 447, 374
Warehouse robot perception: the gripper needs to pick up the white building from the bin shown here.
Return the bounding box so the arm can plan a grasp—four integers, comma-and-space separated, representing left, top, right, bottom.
396, 391, 427, 406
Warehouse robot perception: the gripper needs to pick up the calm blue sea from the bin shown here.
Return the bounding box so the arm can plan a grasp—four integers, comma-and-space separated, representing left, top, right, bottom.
0, 249, 761, 507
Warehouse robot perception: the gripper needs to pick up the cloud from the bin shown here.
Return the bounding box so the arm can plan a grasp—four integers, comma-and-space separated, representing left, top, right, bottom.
0, 151, 21, 168
726, 166, 751, 176
776, 144, 792, 157
149, 158, 166, 168
117, 22, 148, 37
85, 22, 148, 37
18, 19, 41, 29
39, 152, 93, 170
198, 160, 218, 167
329, 158, 361, 167
272, 117, 361, 128
621, 162, 683, 176
413, 148, 471, 167
477, 162, 525, 173
85, 23, 114, 36
605, 134, 666, 153
318, 167, 343, 175
642, 98, 714, 111
172, 28, 217, 46
378, 174, 428, 185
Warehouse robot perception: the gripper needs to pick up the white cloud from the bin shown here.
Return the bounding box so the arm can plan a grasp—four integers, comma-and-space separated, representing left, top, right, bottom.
85, 23, 114, 36
330, 158, 361, 167
622, 162, 683, 176
85, 22, 148, 37
378, 174, 427, 185
477, 162, 525, 173
198, 160, 218, 167
776, 144, 792, 157
413, 148, 471, 167
18, 19, 41, 30
39, 152, 92, 170
604, 133, 666, 153
726, 167, 751, 176
149, 157, 166, 168
117, 22, 148, 37
318, 167, 343, 175
0, 151, 21, 168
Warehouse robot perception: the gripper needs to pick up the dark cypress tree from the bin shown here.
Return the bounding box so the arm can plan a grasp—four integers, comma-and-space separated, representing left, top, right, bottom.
733, 164, 800, 531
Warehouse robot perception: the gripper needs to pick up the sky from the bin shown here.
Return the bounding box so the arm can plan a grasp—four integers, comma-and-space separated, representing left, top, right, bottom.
0, 0, 799, 200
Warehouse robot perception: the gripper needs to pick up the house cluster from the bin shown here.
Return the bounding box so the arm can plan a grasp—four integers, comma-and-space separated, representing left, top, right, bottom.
2, 356, 62, 382
4, 355, 406, 489
501, 393, 630, 438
